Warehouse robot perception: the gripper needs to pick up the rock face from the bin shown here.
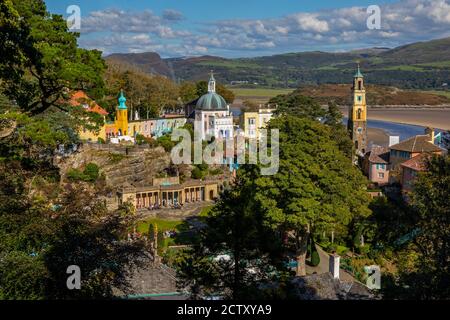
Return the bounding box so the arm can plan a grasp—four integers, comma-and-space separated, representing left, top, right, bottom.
56, 143, 171, 189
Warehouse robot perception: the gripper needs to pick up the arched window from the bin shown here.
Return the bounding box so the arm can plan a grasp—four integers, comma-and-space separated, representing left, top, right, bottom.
358, 80, 362, 90
357, 109, 362, 120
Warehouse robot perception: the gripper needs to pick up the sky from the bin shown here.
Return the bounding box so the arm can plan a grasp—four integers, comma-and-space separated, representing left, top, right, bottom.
45, 0, 450, 58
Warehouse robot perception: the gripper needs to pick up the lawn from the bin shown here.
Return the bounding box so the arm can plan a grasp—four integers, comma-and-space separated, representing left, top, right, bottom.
199, 205, 213, 217
230, 87, 294, 99
136, 218, 183, 234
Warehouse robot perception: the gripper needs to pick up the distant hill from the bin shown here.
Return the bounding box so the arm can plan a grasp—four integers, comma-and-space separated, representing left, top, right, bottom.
106, 37, 450, 90
106, 52, 173, 78
294, 84, 450, 106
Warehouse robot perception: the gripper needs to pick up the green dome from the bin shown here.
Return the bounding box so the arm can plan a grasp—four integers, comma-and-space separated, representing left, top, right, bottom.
196, 92, 227, 110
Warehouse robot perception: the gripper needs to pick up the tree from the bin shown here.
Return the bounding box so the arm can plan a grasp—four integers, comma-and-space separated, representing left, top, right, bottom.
176, 167, 284, 299
179, 81, 198, 104
269, 93, 325, 120
255, 115, 371, 276
0, 154, 145, 299
0, 0, 106, 116
385, 154, 450, 299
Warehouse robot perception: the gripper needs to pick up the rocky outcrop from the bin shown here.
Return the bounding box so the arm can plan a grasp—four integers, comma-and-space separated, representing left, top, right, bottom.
56, 143, 171, 189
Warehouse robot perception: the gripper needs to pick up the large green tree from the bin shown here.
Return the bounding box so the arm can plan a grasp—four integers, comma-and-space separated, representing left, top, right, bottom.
176, 167, 284, 299
384, 154, 450, 299
255, 115, 371, 276
0, 0, 105, 116
0, 114, 145, 299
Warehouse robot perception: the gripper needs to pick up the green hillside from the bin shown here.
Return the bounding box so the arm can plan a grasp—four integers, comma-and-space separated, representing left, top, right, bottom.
107, 37, 450, 90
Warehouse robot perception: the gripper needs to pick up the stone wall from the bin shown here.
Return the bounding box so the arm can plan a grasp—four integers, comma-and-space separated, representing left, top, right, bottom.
56, 143, 171, 189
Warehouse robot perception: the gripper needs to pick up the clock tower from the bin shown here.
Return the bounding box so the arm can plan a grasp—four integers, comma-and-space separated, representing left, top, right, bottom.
348, 64, 367, 156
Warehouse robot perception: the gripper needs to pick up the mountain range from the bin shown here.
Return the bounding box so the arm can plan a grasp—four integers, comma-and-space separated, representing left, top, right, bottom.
105, 37, 450, 90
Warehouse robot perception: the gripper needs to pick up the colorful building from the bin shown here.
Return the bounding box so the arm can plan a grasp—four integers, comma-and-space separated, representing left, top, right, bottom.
240, 107, 275, 139
117, 176, 222, 209
389, 130, 443, 172
400, 153, 430, 193
363, 145, 390, 185
192, 72, 234, 141
73, 90, 187, 142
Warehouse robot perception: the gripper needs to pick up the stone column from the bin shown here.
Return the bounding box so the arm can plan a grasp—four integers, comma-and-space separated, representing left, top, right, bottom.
329, 254, 340, 280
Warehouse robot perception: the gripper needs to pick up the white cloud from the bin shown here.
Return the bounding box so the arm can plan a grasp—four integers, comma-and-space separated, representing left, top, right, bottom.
78, 0, 450, 57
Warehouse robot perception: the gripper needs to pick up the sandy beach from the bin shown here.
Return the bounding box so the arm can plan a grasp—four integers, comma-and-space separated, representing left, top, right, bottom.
340, 107, 450, 130
368, 128, 390, 147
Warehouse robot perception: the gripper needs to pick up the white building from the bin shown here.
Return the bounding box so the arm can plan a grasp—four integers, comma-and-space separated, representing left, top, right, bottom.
194, 73, 234, 141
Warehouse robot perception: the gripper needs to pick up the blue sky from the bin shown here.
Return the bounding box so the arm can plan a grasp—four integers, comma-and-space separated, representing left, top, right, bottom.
45, 0, 450, 58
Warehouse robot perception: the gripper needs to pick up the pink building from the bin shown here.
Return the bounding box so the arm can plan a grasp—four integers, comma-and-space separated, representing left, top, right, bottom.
364, 146, 390, 185
400, 153, 430, 193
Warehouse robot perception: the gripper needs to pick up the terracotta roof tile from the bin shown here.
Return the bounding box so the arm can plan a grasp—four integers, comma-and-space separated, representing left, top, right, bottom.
390, 135, 441, 153
401, 153, 431, 171
68, 91, 108, 116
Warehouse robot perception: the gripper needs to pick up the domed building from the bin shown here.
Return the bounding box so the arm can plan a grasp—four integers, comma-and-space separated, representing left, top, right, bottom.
193, 72, 234, 140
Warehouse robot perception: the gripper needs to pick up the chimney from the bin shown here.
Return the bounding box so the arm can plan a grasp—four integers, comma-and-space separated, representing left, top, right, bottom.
425, 127, 435, 144
329, 253, 340, 280
389, 136, 399, 147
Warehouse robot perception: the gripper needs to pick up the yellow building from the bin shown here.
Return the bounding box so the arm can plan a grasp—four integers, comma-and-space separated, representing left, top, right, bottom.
70, 91, 108, 142
348, 64, 368, 155
240, 107, 275, 139
115, 90, 128, 136
117, 176, 222, 209
74, 90, 187, 142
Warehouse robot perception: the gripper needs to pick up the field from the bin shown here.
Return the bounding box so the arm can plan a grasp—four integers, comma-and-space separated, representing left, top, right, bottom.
230, 87, 295, 105
230, 87, 294, 98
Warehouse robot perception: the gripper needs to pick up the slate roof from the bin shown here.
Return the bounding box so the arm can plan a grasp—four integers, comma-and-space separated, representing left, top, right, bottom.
367, 145, 390, 164
290, 273, 376, 300
389, 135, 442, 153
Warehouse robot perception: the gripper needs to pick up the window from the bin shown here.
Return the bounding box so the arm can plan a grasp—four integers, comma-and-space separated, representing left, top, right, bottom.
378, 173, 384, 179
357, 109, 362, 119
248, 118, 256, 125
357, 95, 362, 102
358, 80, 362, 90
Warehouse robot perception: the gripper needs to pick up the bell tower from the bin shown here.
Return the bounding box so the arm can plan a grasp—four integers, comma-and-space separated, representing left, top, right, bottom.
115, 90, 128, 136
348, 64, 367, 156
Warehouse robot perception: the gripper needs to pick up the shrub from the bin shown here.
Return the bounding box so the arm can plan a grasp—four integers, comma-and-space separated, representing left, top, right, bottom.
108, 152, 126, 164
209, 168, 223, 176
311, 250, 320, 266
148, 223, 156, 243
97, 137, 105, 144
197, 163, 209, 171
191, 167, 205, 180
66, 163, 99, 182
336, 245, 349, 256
67, 169, 84, 181
83, 163, 99, 182
157, 134, 175, 152
358, 244, 371, 255
157, 231, 166, 255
